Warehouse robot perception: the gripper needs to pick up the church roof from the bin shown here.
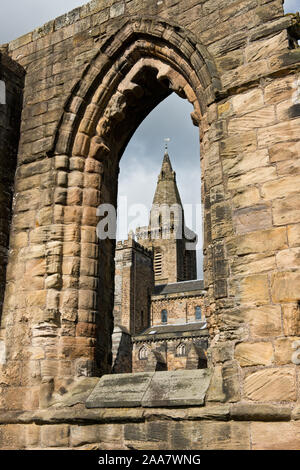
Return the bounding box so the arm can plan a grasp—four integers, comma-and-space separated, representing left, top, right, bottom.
153, 279, 204, 296
141, 322, 208, 335
132, 321, 208, 342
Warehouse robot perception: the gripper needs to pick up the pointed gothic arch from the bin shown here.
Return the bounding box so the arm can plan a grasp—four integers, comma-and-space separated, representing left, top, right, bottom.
39, 18, 221, 378
50, 16, 222, 158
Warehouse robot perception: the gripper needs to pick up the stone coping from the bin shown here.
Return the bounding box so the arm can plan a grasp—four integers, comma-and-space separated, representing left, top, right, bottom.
0, 403, 298, 426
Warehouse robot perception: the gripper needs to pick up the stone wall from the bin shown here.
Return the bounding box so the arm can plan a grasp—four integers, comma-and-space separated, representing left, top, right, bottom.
1, 399, 300, 450
0, 0, 299, 449
0, 53, 24, 322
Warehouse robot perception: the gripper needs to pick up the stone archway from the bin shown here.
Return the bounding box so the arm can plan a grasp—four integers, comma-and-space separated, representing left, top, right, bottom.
0, 15, 231, 413
42, 17, 222, 382
1, 1, 300, 449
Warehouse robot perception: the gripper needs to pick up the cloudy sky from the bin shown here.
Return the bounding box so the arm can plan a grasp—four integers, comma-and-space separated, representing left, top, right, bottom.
0, 0, 298, 277
0, 0, 298, 45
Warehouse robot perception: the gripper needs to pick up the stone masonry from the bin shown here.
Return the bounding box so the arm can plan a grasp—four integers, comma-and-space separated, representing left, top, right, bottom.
0, 53, 24, 325
0, 0, 300, 450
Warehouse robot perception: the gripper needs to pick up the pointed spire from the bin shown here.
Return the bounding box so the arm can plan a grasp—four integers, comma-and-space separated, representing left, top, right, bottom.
159, 150, 174, 181
151, 148, 183, 209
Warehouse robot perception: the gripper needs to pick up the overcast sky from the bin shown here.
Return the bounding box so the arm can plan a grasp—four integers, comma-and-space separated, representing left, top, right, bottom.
0, 0, 298, 45
0, 0, 298, 277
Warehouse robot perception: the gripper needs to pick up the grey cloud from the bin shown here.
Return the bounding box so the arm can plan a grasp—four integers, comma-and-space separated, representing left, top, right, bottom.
284, 0, 299, 12
119, 94, 201, 219
119, 93, 203, 276
0, 0, 298, 44
0, 0, 84, 44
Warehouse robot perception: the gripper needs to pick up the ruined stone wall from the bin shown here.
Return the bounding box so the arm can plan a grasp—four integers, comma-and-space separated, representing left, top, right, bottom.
0, 54, 24, 323
205, 72, 300, 404
0, 0, 300, 450
151, 292, 206, 325
1, 395, 300, 450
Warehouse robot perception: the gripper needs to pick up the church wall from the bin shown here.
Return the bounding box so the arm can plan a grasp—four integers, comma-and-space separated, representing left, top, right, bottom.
184, 247, 197, 281
111, 326, 132, 374
151, 293, 206, 326
132, 336, 208, 373
133, 249, 154, 334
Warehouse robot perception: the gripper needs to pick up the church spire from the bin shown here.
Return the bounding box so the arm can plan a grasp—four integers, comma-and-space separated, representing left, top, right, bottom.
152, 149, 183, 207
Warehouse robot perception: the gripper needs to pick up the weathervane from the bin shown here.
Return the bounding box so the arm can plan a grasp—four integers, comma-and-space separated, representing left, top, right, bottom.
164, 137, 171, 151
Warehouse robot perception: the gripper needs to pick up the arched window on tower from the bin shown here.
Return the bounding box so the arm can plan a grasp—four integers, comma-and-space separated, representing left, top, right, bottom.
161, 309, 168, 323
195, 306, 202, 320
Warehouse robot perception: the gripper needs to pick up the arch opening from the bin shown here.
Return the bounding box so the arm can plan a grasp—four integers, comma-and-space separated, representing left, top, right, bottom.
50, 24, 218, 379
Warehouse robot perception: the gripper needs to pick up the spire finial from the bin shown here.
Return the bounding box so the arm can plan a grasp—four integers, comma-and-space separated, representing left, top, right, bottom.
164, 137, 170, 152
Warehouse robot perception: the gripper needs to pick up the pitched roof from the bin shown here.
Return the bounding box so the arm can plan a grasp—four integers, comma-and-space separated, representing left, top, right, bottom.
153, 279, 204, 296
142, 322, 208, 335
132, 321, 209, 342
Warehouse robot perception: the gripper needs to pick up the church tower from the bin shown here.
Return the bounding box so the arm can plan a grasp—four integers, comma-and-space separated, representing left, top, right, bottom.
136, 149, 197, 285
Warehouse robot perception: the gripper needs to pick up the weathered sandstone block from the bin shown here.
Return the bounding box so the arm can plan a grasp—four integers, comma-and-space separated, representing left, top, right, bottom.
244, 367, 296, 401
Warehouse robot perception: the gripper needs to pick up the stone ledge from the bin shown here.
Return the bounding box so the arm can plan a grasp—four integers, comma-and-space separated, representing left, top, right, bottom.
0, 403, 298, 426
49, 377, 99, 408
143, 405, 230, 422
230, 403, 292, 422
86, 370, 212, 408
0, 407, 229, 425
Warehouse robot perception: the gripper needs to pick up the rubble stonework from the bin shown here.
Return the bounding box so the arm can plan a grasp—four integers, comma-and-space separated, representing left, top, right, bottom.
0, 0, 300, 449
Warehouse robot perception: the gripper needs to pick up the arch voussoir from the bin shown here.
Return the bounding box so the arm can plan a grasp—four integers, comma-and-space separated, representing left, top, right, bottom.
50, 17, 220, 158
